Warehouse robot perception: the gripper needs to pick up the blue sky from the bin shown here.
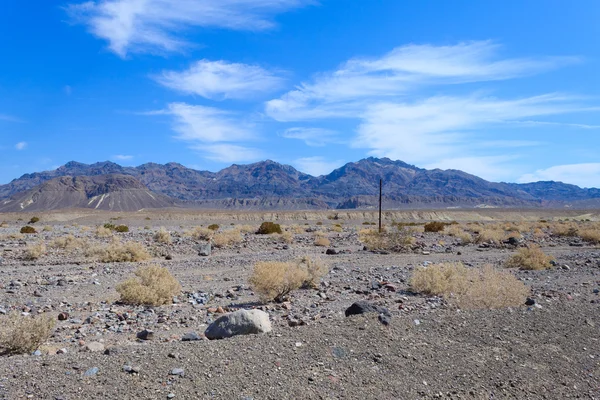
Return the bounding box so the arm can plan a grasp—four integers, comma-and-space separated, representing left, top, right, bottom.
1, 1, 600, 188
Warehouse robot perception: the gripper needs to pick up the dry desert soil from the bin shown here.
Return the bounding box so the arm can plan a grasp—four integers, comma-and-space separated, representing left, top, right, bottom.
0, 209, 599, 400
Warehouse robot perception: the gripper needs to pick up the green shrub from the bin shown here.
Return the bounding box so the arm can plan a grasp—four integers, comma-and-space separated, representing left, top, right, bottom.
28, 217, 40, 224
115, 225, 129, 233
256, 222, 282, 235
207, 224, 220, 231
103, 223, 116, 230
20, 226, 37, 234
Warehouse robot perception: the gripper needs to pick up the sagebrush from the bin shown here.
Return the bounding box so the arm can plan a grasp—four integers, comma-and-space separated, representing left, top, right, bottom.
410, 263, 529, 309
0, 313, 55, 355
505, 245, 554, 270
86, 238, 150, 263
256, 222, 282, 235
116, 265, 181, 306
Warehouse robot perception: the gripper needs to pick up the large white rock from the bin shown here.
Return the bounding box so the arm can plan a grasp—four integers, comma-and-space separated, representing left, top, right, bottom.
204, 309, 271, 340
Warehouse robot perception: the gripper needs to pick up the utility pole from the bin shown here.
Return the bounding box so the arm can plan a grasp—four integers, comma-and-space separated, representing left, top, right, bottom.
378, 178, 383, 233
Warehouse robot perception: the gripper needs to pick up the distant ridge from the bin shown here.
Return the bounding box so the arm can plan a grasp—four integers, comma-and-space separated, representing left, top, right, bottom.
0, 157, 599, 212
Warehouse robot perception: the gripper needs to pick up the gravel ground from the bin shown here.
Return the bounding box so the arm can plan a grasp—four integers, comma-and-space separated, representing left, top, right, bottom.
0, 212, 599, 399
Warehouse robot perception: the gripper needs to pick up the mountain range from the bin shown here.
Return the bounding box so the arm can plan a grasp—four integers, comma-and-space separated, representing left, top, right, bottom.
1, 157, 599, 212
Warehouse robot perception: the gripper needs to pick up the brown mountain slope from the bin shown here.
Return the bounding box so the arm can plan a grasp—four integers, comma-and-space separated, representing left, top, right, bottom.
0, 174, 175, 212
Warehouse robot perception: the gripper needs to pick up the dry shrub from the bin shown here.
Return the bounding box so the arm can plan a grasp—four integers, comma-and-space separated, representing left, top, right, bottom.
289, 225, 305, 234
2, 233, 24, 240
249, 261, 307, 303
579, 228, 600, 244
314, 236, 331, 247
359, 228, 415, 251
0, 222, 8, 228
154, 227, 172, 244
212, 229, 243, 248
116, 265, 181, 306
505, 245, 554, 270
24, 242, 46, 260
0, 313, 55, 355
86, 238, 150, 263
42, 225, 53, 232
331, 225, 343, 233
95, 226, 113, 238
447, 225, 473, 244
533, 228, 546, 239
550, 222, 579, 237
114, 225, 129, 233
188, 226, 214, 241
475, 228, 505, 245
280, 230, 294, 244
207, 224, 219, 231
50, 234, 87, 250
410, 263, 528, 309
298, 256, 328, 288
80, 226, 90, 232
238, 225, 255, 234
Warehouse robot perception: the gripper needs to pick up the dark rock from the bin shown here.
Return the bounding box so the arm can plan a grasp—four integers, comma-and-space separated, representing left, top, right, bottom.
325, 248, 338, 255
525, 298, 536, 306
136, 329, 154, 341
197, 243, 211, 257
58, 312, 69, 321
345, 301, 391, 318
378, 314, 391, 326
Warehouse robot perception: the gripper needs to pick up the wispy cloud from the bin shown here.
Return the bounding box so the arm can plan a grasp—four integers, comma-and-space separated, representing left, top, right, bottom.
280, 127, 339, 146
519, 163, 600, 188
161, 102, 255, 143
15, 142, 27, 150
66, 0, 313, 57
354, 94, 591, 164
266, 41, 578, 121
0, 114, 22, 122
294, 156, 344, 176
155, 60, 284, 100
112, 154, 134, 161
148, 102, 260, 163
197, 143, 264, 163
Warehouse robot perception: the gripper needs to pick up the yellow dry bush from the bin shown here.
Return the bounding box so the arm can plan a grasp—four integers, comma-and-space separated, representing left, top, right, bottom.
550, 222, 579, 237
289, 224, 305, 234
188, 226, 214, 241
280, 230, 294, 244
95, 226, 113, 238
314, 237, 331, 247
80, 226, 90, 232
475, 228, 505, 244
359, 228, 415, 251
24, 242, 46, 260
579, 228, 600, 244
298, 256, 328, 288
4, 233, 24, 240
505, 245, 554, 270
410, 263, 529, 309
153, 227, 172, 244
212, 229, 243, 248
116, 265, 181, 306
50, 234, 87, 250
446, 225, 473, 244
331, 225, 343, 233
86, 238, 150, 263
0, 222, 8, 228
238, 224, 255, 234
42, 225, 53, 232
0, 313, 55, 355
533, 228, 546, 239
249, 261, 308, 303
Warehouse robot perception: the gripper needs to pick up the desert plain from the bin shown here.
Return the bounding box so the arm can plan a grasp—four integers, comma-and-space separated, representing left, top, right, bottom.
0, 208, 598, 400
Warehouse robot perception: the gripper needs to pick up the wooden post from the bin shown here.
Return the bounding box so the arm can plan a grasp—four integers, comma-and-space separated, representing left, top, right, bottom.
378, 178, 383, 233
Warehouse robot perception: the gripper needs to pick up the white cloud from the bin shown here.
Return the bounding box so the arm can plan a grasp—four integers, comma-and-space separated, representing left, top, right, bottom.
197, 144, 264, 163
112, 154, 134, 161
163, 102, 255, 143
280, 127, 338, 146
355, 94, 590, 164
519, 163, 600, 188
155, 60, 284, 100
294, 156, 344, 176
66, 0, 313, 57
15, 142, 27, 150
266, 41, 578, 121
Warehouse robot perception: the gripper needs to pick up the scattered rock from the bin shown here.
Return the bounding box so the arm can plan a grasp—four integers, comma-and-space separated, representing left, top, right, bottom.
57, 312, 69, 321
197, 243, 212, 257
83, 367, 99, 377
181, 332, 202, 341
136, 329, 154, 341
525, 298, 536, 306
345, 301, 391, 318
325, 248, 339, 255
84, 342, 105, 353
170, 368, 185, 377
205, 309, 272, 340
